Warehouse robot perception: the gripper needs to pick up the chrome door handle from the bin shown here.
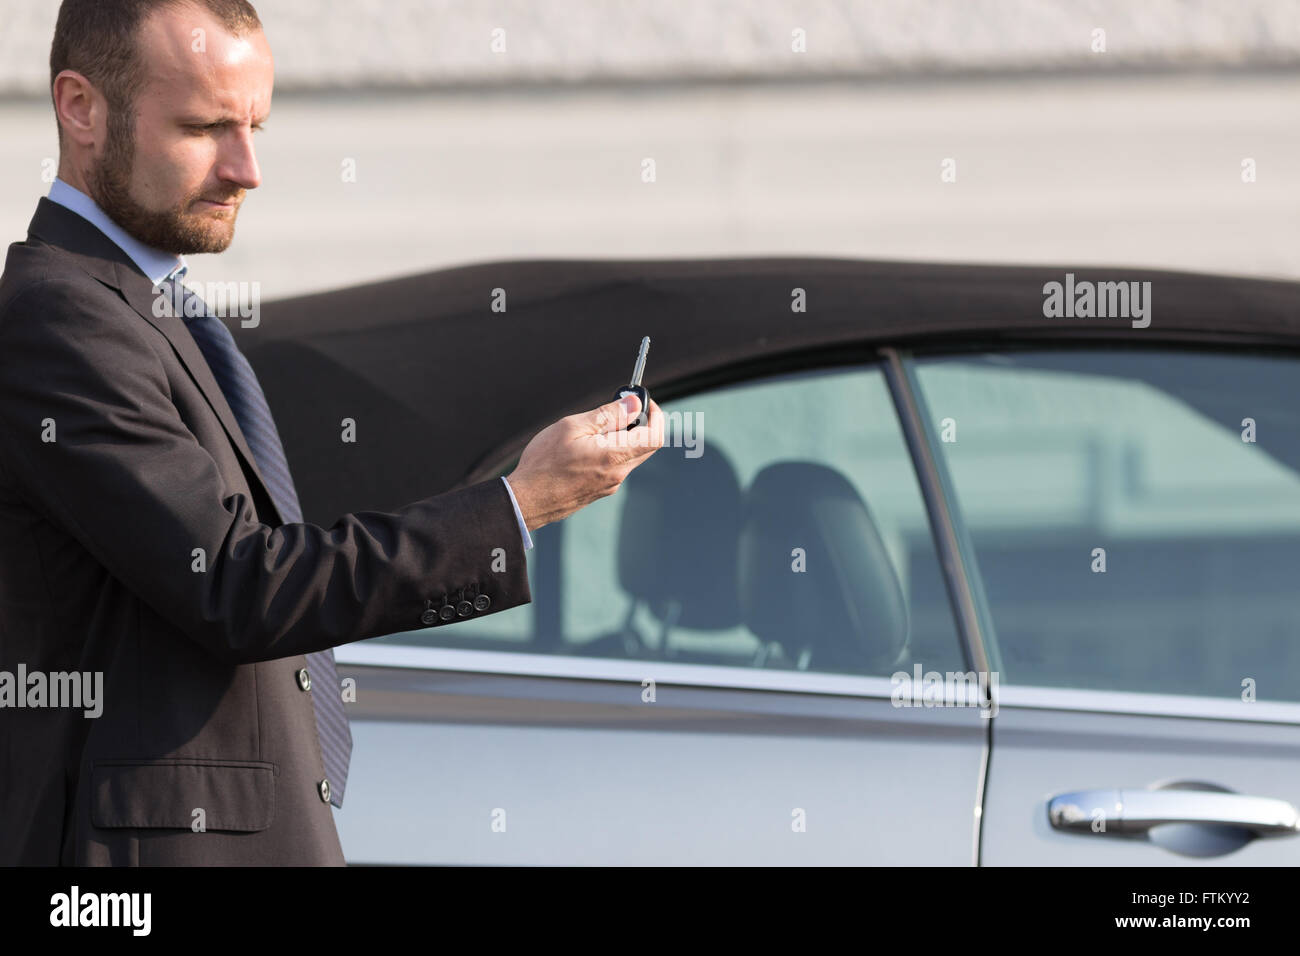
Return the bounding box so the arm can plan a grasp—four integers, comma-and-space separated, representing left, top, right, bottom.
1048, 788, 1300, 836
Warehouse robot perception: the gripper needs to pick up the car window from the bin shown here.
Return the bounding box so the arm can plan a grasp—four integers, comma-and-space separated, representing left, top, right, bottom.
913, 348, 1300, 701
377, 363, 966, 679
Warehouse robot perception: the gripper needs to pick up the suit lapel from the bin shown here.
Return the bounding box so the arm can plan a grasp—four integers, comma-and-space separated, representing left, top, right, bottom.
27, 198, 287, 527
117, 266, 287, 526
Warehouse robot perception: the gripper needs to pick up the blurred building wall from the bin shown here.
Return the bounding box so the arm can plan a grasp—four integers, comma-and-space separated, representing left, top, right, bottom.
4, 0, 1300, 90
0, 1, 1296, 297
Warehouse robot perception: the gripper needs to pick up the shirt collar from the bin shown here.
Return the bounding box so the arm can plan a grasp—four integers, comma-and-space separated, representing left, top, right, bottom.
46, 177, 186, 285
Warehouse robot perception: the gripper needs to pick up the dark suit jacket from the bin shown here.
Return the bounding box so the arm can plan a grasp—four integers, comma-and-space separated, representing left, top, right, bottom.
0, 198, 532, 865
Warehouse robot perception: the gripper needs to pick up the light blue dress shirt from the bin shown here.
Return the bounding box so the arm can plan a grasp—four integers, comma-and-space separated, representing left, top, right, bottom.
46, 177, 533, 550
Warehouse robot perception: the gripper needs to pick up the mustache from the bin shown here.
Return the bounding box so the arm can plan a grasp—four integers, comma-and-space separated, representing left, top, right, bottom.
195, 193, 243, 205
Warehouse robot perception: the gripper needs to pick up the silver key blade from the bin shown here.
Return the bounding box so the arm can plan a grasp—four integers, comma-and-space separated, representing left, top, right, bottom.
630, 336, 650, 387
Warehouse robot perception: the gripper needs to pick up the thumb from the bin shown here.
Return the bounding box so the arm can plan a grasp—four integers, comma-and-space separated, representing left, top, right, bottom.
588, 394, 640, 434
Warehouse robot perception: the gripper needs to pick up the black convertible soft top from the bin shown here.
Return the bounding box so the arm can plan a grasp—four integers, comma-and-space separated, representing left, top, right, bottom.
246, 257, 1300, 524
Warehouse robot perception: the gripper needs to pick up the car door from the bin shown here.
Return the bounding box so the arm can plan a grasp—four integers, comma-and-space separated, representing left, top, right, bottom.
332, 360, 988, 864
909, 345, 1300, 864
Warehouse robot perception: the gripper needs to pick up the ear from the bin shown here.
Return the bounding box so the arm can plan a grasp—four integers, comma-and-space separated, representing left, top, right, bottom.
52, 69, 103, 150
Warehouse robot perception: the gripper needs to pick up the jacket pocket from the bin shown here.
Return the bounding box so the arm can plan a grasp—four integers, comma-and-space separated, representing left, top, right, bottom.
91, 758, 277, 832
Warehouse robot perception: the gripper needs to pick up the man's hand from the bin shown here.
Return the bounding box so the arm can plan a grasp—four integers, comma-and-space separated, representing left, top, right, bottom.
506, 393, 665, 532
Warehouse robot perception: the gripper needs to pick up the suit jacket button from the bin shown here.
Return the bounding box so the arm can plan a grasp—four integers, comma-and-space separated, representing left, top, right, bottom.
438, 604, 456, 621
420, 609, 437, 625
296, 668, 312, 691
456, 600, 473, 617
318, 779, 331, 803
473, 594, 491, 612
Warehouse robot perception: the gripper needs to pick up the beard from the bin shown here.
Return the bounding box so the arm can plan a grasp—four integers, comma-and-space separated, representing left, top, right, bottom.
86, 109, 241, 255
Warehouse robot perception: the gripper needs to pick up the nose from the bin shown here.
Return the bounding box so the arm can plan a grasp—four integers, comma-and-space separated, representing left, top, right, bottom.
217, 125, 261, 191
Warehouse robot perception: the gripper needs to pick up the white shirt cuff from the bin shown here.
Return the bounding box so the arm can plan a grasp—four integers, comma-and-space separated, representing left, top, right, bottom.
500, 475, 534, 551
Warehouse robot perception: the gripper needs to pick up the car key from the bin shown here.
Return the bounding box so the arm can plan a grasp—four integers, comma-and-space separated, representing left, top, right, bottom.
614, 336, 651, 430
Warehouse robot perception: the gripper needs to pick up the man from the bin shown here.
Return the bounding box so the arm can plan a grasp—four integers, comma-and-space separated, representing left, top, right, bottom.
0, 0, 663, 866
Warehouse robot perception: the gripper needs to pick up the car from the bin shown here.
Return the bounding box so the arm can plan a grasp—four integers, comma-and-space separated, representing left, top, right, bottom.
247, 256, 1300, 865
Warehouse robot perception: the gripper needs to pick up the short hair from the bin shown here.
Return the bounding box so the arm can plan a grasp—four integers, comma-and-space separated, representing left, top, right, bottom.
49, 0, 262, 147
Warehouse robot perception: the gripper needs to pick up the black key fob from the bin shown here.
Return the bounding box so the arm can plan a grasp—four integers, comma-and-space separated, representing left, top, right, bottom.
615, 384, 649, 430
614, 336, 651, 430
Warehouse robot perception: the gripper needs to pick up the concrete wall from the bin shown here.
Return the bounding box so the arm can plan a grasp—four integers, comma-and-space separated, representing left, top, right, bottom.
2, 0, 1299, 93
0, 2, 1296, 297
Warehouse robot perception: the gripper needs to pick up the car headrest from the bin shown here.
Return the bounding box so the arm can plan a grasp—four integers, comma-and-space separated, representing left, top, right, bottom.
616, 444, 742, 630
738, 461, 910, 673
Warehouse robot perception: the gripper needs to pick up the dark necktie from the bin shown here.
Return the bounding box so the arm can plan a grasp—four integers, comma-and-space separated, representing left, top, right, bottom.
163, 266, 352, 808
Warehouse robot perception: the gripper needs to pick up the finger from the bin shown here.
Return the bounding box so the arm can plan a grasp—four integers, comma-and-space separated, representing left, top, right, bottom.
587, 394, 640, 436
643, 399, 665, 446
625, 399, 666, 457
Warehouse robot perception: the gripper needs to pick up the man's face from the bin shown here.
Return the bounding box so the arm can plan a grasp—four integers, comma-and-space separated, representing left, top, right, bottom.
88, 5, 274, 255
